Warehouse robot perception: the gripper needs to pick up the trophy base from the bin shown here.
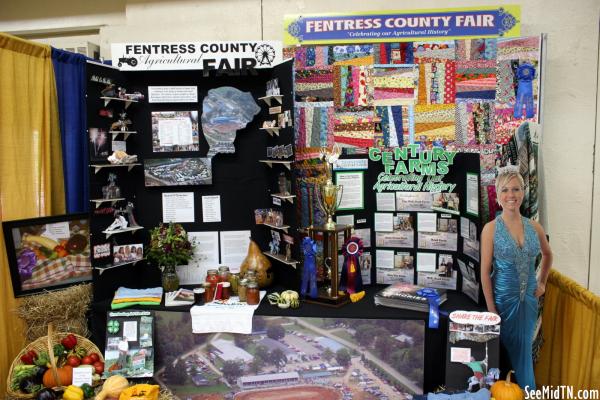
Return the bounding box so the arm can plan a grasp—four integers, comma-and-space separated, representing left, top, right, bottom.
303, 287, 350, 308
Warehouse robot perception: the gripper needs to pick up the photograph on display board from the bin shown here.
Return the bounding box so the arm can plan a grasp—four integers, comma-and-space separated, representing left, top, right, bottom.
151, 111, 199, 152
104, 311, 154, 378
375, 213, 414, 248
457, 259, 477, 282
463, 238, 480, 262
2, 213, 92, 297
418, 271, 457, 290
155, 313, 425, 398
144, 158, 212, 186
376, 251, 415, 284
89, 127, 111, 161
437, 216, 458, 233
395, 192, 432, 212
338, 228, 371, 248
431, 192, 460, 215
113, 243, 144, 265
417, 231, 458, 252
462, 276, 480, 303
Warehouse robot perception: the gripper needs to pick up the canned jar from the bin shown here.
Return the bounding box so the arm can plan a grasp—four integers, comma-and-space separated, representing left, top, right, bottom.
246, 282, 260, 305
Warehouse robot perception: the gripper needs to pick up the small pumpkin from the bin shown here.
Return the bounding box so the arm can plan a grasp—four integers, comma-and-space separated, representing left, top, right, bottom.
96, 374, 129, 400
42, 365, 73, 388
490, 370, 524, 400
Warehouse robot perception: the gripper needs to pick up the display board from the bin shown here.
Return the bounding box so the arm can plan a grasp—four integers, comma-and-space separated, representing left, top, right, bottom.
86, 60, 298, 303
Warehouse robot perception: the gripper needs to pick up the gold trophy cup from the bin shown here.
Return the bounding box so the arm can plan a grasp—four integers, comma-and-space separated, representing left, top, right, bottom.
316, 144, 343, 230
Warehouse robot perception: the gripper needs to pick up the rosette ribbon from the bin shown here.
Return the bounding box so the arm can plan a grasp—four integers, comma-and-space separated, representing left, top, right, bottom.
417, 288, 442, 328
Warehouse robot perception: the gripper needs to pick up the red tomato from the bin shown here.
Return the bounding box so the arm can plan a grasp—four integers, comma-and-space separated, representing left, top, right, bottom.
81, 356, 93, 365
67, 356, 81, 367
89, 353, 100, 363
93, 361, 104, 374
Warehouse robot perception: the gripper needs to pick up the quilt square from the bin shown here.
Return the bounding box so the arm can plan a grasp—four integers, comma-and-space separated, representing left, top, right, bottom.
295, 105, 334, 149
413, 40, 456, 62
368, 65, 418, 106
455, 100, 495, 145
333, 65, 370, 108
414, 104, 456, 148
374, 105, 414, 147
333, 108, 377, 148
373, 42, 414, 64
417, 61, 456, 105
455, 60, 496, 100
455, 38, 497, 61
295, 66, 334, 102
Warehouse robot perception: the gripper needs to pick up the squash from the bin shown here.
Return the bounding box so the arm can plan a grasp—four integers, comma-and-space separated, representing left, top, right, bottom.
96, 374, 129, 400
490, 370, 524, 400
240, 240, 273, 288
42, 365, 73, 388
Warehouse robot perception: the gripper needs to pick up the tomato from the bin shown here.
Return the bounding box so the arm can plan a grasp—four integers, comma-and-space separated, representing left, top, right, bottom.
81, 356, 93, 365
93, 361, 104, 374
89, 353, 100, 363
66, 356, 81, 367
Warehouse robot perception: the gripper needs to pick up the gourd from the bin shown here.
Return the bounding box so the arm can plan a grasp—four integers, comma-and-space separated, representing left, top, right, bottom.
42, 365, 73, 388
240, 240, 273, 288
490, 370, 524, 400
96, 375, 129, 400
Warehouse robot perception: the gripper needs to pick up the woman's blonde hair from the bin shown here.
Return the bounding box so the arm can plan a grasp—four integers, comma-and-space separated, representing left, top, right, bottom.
495, 167, 524, 194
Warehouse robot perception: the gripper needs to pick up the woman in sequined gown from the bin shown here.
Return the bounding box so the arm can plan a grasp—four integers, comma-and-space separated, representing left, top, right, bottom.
481, 168, 552, 390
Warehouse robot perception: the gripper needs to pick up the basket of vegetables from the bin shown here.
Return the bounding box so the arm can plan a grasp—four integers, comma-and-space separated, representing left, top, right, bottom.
7, 324, 104, 399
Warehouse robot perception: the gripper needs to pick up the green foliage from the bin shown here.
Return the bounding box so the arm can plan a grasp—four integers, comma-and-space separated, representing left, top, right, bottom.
335, 348, 351, 367
222, 360, 244, 382
266, 324, 285, 340
322, 348, 334, 361
254, 345, 269, 363
269, 348, 287, 367
146, 223, 194, 267
164, 358, 187, 385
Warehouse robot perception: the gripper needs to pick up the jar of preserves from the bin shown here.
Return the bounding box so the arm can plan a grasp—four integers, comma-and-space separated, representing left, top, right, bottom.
229, 273, 239, 295
238, 279, 248, 302
193, 287, 205, 305
244, 269, 257, 281
221, 282, 231, 300
246, 282, 260, 305
203, 282, 214, 303
206, 269, 219, 287
218, 266, 230, 283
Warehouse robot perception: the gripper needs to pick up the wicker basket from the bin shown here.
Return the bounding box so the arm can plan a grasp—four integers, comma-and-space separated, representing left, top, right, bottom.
6, 324, 104, 399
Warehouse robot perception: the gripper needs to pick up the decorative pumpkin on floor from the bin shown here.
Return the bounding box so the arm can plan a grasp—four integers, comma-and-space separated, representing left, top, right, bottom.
490, 370, 524, 400
240, 240, 273, 288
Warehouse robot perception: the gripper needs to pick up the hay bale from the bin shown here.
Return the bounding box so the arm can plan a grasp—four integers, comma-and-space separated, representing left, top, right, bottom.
15, 283, 92, 341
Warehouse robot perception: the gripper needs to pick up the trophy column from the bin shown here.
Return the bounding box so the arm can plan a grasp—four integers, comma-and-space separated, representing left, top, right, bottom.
303, 224, 352, 307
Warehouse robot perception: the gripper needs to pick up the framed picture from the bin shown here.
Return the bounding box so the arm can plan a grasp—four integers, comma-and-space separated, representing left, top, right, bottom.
2, 213, 92, 297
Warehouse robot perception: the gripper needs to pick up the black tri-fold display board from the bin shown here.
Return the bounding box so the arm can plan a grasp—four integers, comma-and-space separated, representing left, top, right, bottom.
330, 147, 481, 300
86, 59, 298, 303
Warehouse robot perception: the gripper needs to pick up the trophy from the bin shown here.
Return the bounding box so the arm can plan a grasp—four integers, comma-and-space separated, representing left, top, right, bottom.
315, 144, 343, 230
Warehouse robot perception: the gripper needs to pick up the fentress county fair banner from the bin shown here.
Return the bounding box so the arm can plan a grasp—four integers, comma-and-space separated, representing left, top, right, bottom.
111, 41, 282, 71
284, 6, 520, 45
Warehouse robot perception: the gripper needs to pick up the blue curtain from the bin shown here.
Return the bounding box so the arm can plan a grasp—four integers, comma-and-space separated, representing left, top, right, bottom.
51, 48, 89, 212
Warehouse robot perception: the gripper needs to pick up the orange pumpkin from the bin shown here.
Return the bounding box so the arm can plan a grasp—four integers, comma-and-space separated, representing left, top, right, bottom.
490, 370, 524, 400
42, 365, 73, 388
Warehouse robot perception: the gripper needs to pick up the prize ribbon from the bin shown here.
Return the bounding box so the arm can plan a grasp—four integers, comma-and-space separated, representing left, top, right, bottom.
417, 288, 441, 329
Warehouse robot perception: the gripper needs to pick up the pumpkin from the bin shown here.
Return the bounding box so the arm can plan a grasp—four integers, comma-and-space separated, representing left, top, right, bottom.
240, 240, 273, 288
42, 365, 73, 388
490, 370, 524, 400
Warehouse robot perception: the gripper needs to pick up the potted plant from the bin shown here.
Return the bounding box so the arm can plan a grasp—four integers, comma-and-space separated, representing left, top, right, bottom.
146, 223, 194, 292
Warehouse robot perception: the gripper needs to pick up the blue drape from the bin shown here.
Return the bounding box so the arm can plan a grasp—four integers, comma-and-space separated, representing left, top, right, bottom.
51, 48, 89, 212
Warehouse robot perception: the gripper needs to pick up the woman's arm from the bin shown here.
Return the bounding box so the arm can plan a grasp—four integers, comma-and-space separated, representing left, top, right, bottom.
480, 221, 497, 314
531, 220, 553, 297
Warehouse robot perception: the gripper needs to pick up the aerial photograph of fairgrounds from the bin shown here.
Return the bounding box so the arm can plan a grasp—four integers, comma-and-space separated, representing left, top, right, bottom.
155, 313, 424, 400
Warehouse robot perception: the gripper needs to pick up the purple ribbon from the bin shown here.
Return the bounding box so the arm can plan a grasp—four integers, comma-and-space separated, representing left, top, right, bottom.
417, 288, 441, 329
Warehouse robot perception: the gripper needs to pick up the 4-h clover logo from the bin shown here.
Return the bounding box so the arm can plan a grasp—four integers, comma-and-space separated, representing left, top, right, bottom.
107, 319, 120, 334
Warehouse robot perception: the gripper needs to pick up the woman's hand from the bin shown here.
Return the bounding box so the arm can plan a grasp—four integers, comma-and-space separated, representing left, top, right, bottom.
535, 282, 546, 298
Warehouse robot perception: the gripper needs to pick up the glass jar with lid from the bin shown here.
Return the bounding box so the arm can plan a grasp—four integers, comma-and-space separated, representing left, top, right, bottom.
206, 269, 219, 288
246, 282, 260, 305
218, 266, 230, 283
238, 279, 248, 302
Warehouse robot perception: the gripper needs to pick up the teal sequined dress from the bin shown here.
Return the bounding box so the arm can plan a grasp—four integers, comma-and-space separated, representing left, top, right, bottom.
493, 215, 540, 389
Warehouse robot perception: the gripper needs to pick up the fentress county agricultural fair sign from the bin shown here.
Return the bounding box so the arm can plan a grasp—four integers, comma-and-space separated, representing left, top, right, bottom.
284, 5, 520, 45
111, 41, 282, 71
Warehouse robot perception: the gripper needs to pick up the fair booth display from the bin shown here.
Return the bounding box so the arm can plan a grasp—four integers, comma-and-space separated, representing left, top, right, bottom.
2, 5, 550, 400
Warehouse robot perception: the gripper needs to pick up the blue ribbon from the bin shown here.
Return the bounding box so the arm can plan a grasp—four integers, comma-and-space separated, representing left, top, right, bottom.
417, 288, 441, 329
